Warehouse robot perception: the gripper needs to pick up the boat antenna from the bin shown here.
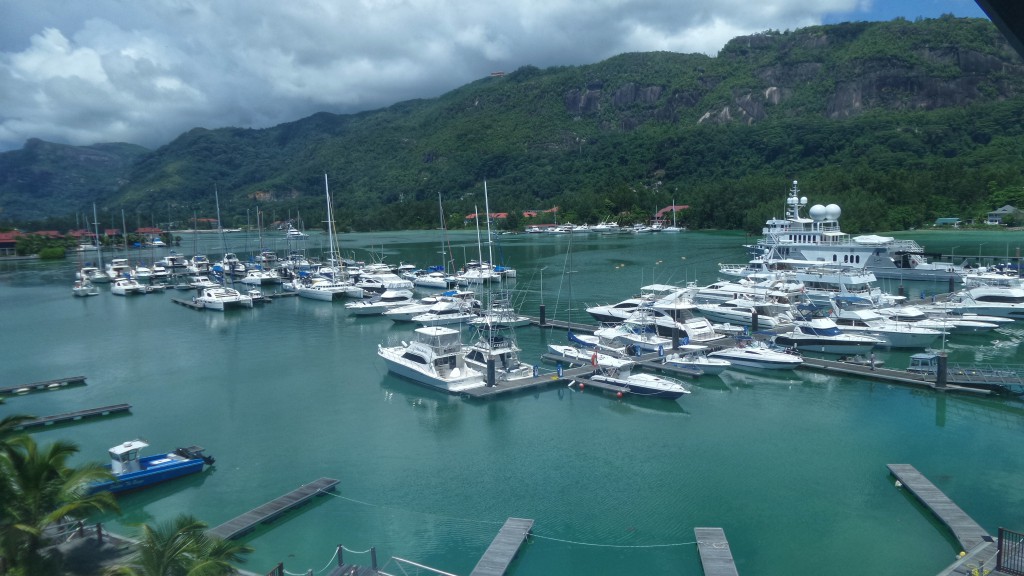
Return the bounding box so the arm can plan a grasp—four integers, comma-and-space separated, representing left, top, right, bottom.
215, 185, 229, 286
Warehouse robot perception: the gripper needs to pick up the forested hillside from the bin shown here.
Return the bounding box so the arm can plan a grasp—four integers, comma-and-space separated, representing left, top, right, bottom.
3, 16, 1024, 233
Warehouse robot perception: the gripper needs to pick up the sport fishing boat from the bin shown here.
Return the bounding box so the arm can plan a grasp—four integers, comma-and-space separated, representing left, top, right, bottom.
87, 440, 214, 494
377, 326, 487, 392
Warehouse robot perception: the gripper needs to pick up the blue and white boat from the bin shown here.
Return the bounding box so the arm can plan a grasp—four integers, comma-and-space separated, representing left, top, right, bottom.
88, 440, 215, 494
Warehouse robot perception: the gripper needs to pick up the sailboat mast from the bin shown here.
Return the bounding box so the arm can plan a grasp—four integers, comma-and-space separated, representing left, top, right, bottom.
474, 204, 484, 269
215, 185, 228, 286
484, 180, 495, 271
92, 203, 103, 270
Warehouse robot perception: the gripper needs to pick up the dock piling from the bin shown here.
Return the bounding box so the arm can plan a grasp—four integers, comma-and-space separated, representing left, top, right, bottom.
538, 304, 546, 325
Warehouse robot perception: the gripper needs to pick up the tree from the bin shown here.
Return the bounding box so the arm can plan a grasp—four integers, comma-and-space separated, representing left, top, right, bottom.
0, 437, 118, 575
104, 514, 252, 576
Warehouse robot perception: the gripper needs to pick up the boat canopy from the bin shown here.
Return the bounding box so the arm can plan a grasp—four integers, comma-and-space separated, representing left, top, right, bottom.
853, 234, 896, 245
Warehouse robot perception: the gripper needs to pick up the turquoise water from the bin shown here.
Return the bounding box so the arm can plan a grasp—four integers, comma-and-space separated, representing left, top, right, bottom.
2, 229, 1024, 575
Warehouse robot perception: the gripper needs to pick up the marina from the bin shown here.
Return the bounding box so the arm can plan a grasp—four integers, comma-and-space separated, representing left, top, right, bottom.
469, 517, 534, 576
2, 229, 1023, 576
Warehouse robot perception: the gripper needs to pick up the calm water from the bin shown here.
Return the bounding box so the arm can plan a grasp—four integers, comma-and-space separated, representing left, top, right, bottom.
2, 229, 1024, 576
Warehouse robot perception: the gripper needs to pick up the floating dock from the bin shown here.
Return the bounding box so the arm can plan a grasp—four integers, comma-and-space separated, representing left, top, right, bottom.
461, 365, 594, 399
887, 464, 1001, 574
695, 527, 740, 576
14, 403, 131, 430
0, 375, 86, 396
170, 297, 205, 310
469, 517, 534, 576
799, 357, 992, 397
208, 477, 339, 540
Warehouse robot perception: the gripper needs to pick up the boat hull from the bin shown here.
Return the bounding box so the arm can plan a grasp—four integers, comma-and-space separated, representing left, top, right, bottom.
88, 456, 206, 494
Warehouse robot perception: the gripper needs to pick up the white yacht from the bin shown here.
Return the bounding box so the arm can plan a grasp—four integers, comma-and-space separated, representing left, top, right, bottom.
106, 258, 133, 280
72, 279, 100, 297
930, 284, 1024, 319
110, 277, 145, 296
662, 344, 731, 375
297, 276, 362, 301
874, 305, 1000, 334
829, 304, 942, 349
695, 298, 793, 330
412, 300, 479, 327
377, 327, 486, 392
593, 310, 674, 355
193, 286, 254, 310
707, 339, 804, 370
773, 316, 882, 355
239, 268, 281, 286
750, 180, 966, 281
463, 324, 537, 382
78, 266, 110, 284
385, 291, 480, 323
345, 289, 416, 316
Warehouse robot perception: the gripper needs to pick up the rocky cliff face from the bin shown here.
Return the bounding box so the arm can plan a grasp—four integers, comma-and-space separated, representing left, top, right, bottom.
563, 18, 1024, 129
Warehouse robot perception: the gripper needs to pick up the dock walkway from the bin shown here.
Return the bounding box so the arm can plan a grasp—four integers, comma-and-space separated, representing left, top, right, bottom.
208, 478, 339, 540
461, 365, 593, 399
14, 404, 131, 430
0, 375, 86, 396
469, 517, 534, 576
695, 527, 739, 576
800, 357, 992, 396
887, 464, 991, 551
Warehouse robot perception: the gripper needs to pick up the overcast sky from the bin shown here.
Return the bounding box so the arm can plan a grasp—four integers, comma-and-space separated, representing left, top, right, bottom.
0, 0, 988, 153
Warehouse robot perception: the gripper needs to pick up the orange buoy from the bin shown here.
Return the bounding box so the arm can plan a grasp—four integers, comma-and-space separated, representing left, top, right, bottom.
616, 391, 623, 398
579, 382, 585, 390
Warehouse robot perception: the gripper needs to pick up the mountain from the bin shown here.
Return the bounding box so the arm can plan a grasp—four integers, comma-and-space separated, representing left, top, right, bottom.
2, 16, 1023, 233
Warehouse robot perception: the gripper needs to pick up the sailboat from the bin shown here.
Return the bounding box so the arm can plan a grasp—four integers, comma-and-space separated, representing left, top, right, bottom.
80, 204, 111, 284
296, 174, 362, 301
662, 199, 684, 233
73, 234, 100, 296
412, 193, 459, 289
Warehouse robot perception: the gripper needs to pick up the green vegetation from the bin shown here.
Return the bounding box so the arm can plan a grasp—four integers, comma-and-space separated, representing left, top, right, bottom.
2, 17, 1023, 235
104, 515, 252, 576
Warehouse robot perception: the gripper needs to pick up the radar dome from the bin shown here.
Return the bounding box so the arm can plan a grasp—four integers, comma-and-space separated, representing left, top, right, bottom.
800, 196, 808, 205
824, 204, 841, 221
808, 204, 827, 221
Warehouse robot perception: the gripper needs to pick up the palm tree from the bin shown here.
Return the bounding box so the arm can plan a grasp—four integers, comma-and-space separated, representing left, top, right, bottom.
0, 436, 118, 574
105, 514, 252, 576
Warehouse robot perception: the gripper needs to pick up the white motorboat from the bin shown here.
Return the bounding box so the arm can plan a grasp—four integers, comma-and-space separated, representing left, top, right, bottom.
593, 311, 674, 355
385, 291, 480, 322
708, 339, 804, 370
377, 326, 487, 392
413, 270, 459, 289
193, 286, 254, 310
829, 302, 943, 349
412, 300, 479, 326
285, 224, 307, 239
773, 316, 882, 355
932, 285, 1024, 320
239, 268, 281, 286
133, 265, 153, 282
662, 344, 731, 375
463, 325, 537, 382
297, 275, 362, 301
588, 370, 691, 400
110, 277, 145, 296
695, 298, 793, 330
875, 305, 1000, 334
356, 272, 414, 293
345, 289, 416, 316
188, 275, 220, 289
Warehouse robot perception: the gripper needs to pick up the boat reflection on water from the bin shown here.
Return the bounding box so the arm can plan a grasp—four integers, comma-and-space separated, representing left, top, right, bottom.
600, 395, 688, 416
718, 369, 805, 388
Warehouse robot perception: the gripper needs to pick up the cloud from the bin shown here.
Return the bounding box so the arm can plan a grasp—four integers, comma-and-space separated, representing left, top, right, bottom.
0, 0, 982, 152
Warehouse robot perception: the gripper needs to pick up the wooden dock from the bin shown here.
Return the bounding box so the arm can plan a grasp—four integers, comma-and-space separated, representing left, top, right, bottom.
695, 527, 739, 576
887, 464, 992, 551
0, 375, 86, 396
469, 517, 534, 576
208, 477, 339, 540
14, 403, 131, 430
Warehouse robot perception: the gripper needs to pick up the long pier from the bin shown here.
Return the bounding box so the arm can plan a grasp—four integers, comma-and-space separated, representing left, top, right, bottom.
461, 364, 594, 399
0, 375, 86, 396
695, 527, 740, 576
886, 464, 1002, 575
799, 357, 993, 397
208, 477, 339, 540
14, 403, 131, 430
469, 517, 534, 576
